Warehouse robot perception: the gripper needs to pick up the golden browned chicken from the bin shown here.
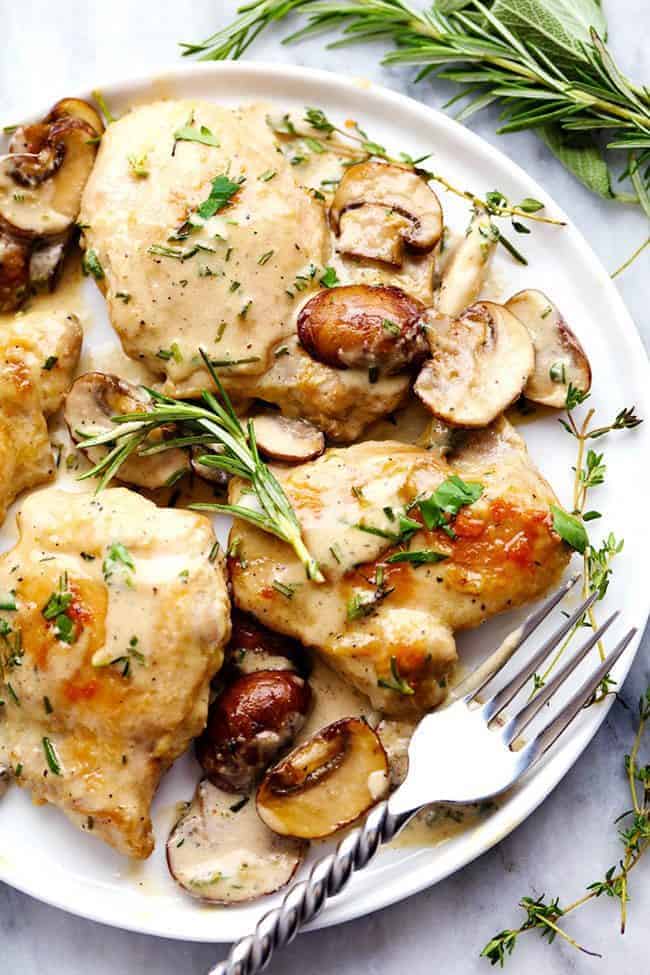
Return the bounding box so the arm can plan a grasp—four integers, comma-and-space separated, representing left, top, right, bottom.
0, 303, 82, 524
0, 487, 230, 858
229, 419, 570, 716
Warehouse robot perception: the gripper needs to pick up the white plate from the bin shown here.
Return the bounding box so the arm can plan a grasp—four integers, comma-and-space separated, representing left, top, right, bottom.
1, 62, 649, 942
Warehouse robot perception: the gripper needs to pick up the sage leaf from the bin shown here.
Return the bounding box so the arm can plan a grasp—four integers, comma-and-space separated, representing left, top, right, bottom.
540, 126, 614, 199
492, 0, 608, 63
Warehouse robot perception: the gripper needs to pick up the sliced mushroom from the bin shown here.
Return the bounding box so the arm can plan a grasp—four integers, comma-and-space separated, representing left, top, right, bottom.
330, 162, 442, 266
46, 98, 104, 137
297, 284, 428, 374
436, 210, 498, 320
196, 670, 312, 794
28, 236, 68, 286
190, 446, 229, 487
414, 301, 534, 427
228, 610, 307, 676
505, 289, 592, 408
64, 372, 190, 489
251, 413, 325, 464
256, 717, 389, 839
167, 778, 305, 904
1, 116, 98, 237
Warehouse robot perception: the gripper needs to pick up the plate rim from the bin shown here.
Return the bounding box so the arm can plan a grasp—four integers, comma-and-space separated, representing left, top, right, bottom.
2, 59, 649, 942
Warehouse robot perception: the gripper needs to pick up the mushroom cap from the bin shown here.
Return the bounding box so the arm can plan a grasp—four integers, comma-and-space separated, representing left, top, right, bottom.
330, 161, 443, 265
251, 413, 325, 464
64, 372, 190, 489
297, 283, 428, 374
0, 116, 98, 237
167, 778, 305, 904
505, 289, 592, 408
414, 301, 535, 427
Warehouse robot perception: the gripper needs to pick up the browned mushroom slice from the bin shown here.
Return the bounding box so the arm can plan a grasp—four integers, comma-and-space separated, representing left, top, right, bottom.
64, 372, 190, 489
0, 117, 98, 237
46, 98, 104, 137
251, 413, 325, 464
505, 289, 592, 408
414, 301, 534, 427
167, 779, 305, 905
0, 228, 30, 312
256, 717, 389, 839
297, 284, 427, 374
28, 235, 68, 286
330, 161, 442, 266
436, 210, 498, 319
196, 670, 312, 793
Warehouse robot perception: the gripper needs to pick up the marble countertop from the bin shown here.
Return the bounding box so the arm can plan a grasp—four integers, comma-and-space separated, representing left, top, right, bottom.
1, 2, 648, 973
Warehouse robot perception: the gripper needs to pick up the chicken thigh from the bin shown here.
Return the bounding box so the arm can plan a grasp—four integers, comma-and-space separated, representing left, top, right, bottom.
0, 304, 81, 524
229, 419, 570, 716
0, 488, 230, 858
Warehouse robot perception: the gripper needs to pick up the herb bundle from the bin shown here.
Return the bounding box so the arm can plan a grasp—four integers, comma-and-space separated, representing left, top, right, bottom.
532, 387, 641, 699
77, 351, 323, 582
182, 1, 650, 232
482, 685, 650, 965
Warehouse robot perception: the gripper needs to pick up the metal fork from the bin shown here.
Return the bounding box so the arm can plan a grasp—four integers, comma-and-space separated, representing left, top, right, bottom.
208, 576, 636, 975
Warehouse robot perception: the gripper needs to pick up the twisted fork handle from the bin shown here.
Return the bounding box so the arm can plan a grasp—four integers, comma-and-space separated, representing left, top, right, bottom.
207, 800, 415, 975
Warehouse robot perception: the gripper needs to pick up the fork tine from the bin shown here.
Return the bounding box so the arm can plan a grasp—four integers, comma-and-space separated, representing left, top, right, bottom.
521, 628, 637, 763
501, 611, 619, 745
465, 574, 581, 704
478, 588, 598, 721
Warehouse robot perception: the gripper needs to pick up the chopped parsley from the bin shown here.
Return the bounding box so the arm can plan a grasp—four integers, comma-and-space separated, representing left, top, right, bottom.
272, 580, 296, 599
549, 361, 567, 384
42, 355, 58, 371
42, 575, 78, 644
0, 592, 16, 612
418, 475, 484, 538
173, 123, 220, 148
257, 249, 274, 266
81, 249, 104, 280
196, 174, 243, 220
102, 542, 135, 585
127, 152, 149, 178
319, 266, 339, 288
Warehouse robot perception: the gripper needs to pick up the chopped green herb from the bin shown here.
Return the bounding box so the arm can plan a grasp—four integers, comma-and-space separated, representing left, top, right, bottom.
42, 736, 62, 775
103, 542, 135, 584
272, 580, 296, 599
386, 550, 448, 565
347, 592, 377, 621
173, 123, 220, 148
82, 249, 104, 280
319, 266, 339, 288
208, 540, 220, 563
549, 361, 567, 384
127, 152, 149, 178
550, 505, 589, 554
115, 291, 131, 303
43, 695, 53, 714
382, 318, 401, 336
0, 593, 17, 612
6, 682, 19, 706
197, 174, 242, 220
378, 656, 414, 696
257, 249, 274, 266
258, 169, 277, 182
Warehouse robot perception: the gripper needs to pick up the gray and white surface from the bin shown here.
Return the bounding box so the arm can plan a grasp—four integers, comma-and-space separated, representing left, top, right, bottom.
1, 1, 648, 972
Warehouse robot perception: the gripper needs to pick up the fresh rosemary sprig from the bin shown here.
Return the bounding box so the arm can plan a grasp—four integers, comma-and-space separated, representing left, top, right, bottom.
77, 350, 324, 582
481, 686, 650, 965
182, 0, 650, 213
531, 388, 641, 697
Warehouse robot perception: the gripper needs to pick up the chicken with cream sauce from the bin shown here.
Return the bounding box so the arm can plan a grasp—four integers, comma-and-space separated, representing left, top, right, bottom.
0, 488, 230, 858
229, 419, 570, 716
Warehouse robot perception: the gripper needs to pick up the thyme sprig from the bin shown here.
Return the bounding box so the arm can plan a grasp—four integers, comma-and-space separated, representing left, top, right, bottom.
481, 687, 650, 965
182, 0, 650, 211
532, 388, 641, 696
76, 350, 323, 582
